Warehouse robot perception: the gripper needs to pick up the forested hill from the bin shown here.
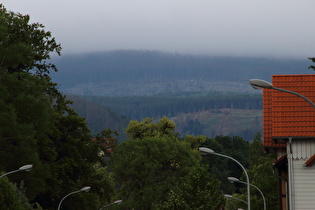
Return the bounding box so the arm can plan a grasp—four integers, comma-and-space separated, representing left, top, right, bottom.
82, 92, 261, 120
51, 50, 312, 96
69, 93, 263, 141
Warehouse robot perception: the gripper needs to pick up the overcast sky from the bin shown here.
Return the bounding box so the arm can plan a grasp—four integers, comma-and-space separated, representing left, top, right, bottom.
3, 0, 315, 58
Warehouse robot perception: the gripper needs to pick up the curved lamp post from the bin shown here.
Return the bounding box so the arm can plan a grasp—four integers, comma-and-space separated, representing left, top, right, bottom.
0, 164, 33, 179
249, 79, 315, 108
224, 194, 247, 204
199, 147, 250, 210
57, 186, 91, 210
99, 200, 122, 210
228, 177, 266, 210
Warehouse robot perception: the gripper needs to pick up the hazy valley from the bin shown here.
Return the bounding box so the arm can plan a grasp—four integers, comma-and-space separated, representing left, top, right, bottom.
54, 50, 312, 141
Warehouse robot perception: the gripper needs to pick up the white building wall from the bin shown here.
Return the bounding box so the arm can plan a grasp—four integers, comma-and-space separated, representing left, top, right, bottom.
288, 140, 315, 210
292, 159, 315, 209
291, 140, 315, 159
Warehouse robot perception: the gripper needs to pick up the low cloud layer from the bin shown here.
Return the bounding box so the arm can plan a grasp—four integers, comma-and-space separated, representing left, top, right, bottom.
4, 0, 315, 58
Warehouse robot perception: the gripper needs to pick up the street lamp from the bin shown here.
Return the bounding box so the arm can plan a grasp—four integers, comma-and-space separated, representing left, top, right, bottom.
224, 194, 247, 204
57, 186, 91, 210
228, 177, 266, 210
249, 79, 315, 108
99, 200, 122, 209
0, 164, 33, 179
199, 147, 250, 210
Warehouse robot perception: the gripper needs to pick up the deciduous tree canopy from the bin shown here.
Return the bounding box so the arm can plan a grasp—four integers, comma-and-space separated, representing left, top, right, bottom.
110, 117, 224, 209
0, 4, 61, 76
0, 4, 113, 209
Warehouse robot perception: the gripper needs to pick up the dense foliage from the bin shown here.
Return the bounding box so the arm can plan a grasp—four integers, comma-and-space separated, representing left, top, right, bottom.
0, 4, 61, 76
0, 4, 113, 209
162, 166, 224, 210
223, 134, 279, 210
0, 178, 35, 210
200, 136, 250, 193
110, 117, 225, 209
110, 117, 279, 209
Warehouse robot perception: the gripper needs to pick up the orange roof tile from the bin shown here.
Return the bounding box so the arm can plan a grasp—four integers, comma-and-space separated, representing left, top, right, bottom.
263, 74, 315, 147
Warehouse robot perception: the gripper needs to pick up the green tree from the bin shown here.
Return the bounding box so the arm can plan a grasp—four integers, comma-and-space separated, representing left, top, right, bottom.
0, 4, 61, 76
125, 116, 177, 139
247, 133, 279, 209
46, 101, 114, 209
110, 117, 224, 209
308, 57, 315, 71
200, 136, 249, 194
0, 5, 114, 209
0, 177, 36, 210
162, 166, 224, 210
226, 133, 279, 210
95, 128, 119, 139
0, 72, 55, 201
110, 136, 200, 209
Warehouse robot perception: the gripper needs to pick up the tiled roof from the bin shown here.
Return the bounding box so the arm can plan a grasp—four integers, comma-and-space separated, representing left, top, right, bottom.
92, 138, 116, 153
304, 154, 315, 167
272, 155, 287, 167
263, 74, 315, 147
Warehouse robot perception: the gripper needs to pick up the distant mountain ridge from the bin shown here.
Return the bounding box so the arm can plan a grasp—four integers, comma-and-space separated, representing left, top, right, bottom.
53, 50, 311, 141
51, 50, 312, 96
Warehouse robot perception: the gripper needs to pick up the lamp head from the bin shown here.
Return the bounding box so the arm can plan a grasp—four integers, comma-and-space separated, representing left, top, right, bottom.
80, 186, 91, 192
249, 79, 273, 89
224, 194, 233, 198
228, 176, 240, 183
19, 164, 33, 172
114, 200, 122, 204
198, 147, 215, 154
